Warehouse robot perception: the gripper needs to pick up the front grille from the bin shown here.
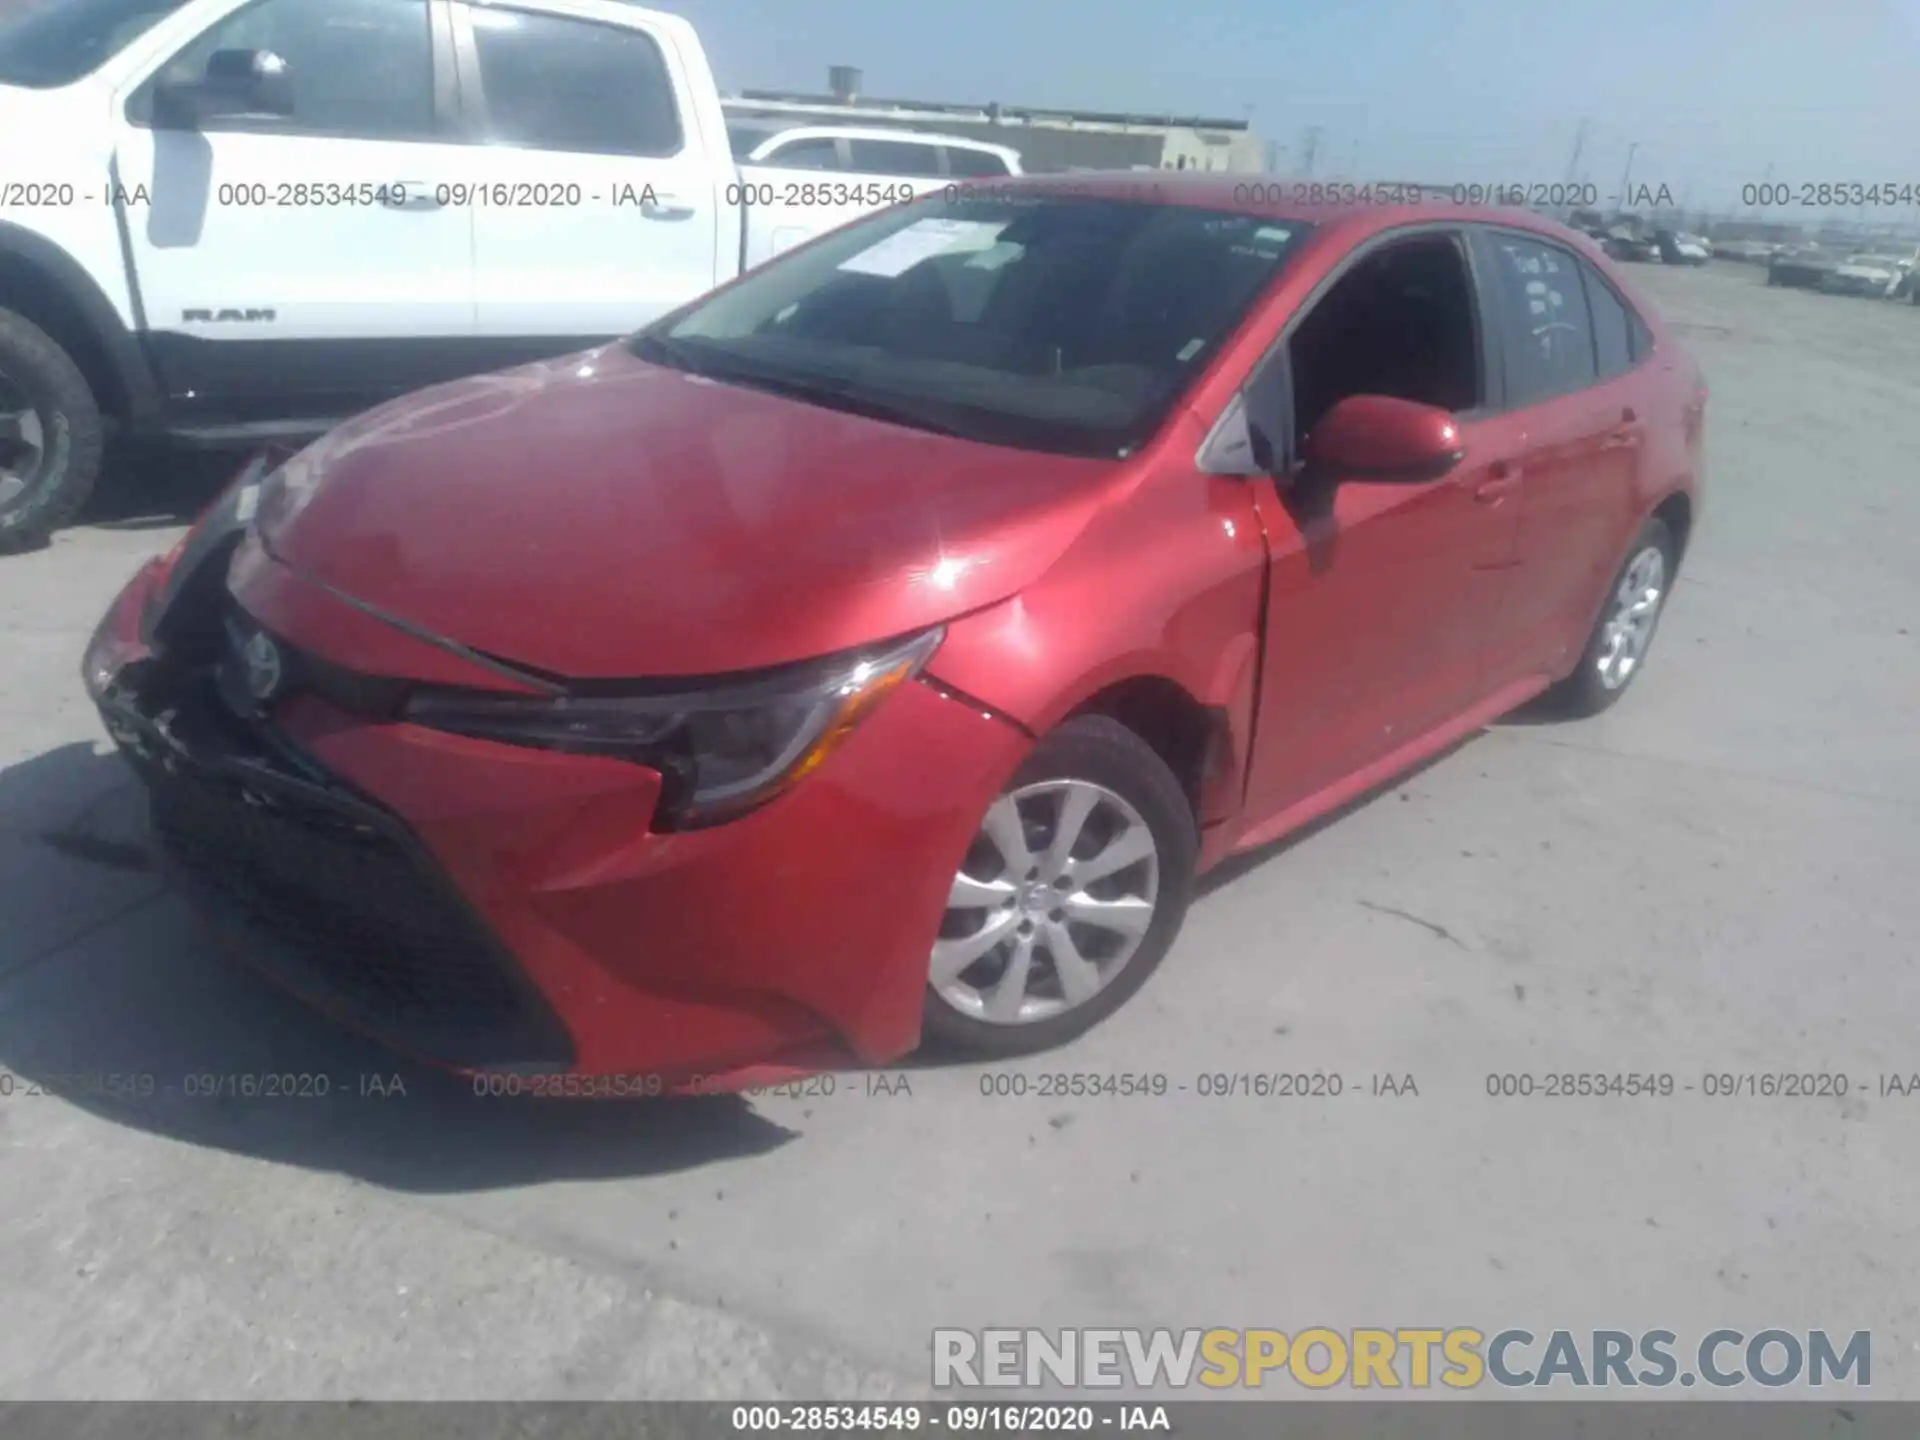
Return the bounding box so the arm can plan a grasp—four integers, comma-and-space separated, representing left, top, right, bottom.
128, 682, 573, 1071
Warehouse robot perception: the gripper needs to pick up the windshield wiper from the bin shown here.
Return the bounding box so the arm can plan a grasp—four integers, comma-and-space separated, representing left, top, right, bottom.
633, 336, 977, 441
628, 330, 714, 375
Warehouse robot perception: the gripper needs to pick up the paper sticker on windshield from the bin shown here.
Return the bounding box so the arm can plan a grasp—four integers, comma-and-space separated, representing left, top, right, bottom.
838, 219, 1008, 278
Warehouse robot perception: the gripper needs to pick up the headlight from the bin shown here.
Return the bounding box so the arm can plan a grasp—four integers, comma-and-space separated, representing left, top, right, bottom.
401, 627, 944, 828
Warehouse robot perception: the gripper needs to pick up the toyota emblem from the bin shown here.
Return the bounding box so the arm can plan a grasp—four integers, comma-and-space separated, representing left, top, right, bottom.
242, 630, 284, 702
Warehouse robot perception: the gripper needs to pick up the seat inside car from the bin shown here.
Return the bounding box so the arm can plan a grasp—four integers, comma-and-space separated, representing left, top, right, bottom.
1290, 237, 1480, 443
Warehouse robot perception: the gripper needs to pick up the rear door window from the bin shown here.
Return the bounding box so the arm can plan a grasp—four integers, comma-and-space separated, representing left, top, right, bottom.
1479, 230, 1599, 407
469, 7, 684, 158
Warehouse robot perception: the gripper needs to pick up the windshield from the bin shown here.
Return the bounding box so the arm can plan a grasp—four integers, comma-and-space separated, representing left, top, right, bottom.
0, 0, 191, 87
632, 192, 1308, 459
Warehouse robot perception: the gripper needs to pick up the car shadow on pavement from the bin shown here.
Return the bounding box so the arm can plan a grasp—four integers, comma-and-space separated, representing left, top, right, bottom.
0, 741, 799, 1192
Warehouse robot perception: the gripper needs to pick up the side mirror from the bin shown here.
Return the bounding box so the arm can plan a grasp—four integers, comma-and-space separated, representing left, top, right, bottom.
152, 48, 294, 128
1298, 395, 1465, 484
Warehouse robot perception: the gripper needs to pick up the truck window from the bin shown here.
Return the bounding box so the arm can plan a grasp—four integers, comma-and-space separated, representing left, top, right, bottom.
131, 0, 434, 141
942, 146, 1011, 178
469, 8, 683, 158
847, 139, 944, 179
0, 0, 193, 89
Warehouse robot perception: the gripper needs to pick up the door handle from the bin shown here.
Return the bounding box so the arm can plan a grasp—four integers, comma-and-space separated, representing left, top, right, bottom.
384, 183, 444, 212
1473, 460, 1521, 504
641, 194, 697, 220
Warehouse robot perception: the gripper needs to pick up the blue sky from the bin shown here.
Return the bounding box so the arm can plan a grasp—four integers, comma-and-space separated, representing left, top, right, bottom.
656, 0, 1920, 211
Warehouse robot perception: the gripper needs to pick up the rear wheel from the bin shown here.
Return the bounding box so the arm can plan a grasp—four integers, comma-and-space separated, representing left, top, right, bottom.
1543, 516, 1677, 717
921, 715, 1197, 1057
0, 309, 105, 555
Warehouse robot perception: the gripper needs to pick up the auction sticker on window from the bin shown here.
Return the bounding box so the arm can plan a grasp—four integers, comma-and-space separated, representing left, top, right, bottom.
838, 218, 1008, 278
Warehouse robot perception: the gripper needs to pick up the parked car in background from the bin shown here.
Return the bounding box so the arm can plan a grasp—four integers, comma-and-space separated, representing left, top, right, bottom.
1567, 207, 1608, 237
1669, 232, 1711, 265
1767, 247, 1838, 289
724, 120, 1023, 269
726, 119, 1021, 178
85, 181, 1705, 1084
1604, 229, 1660, 263
1712, 238, 1782, 264
0, 0, 998, 550
1821, 252, 1910, 298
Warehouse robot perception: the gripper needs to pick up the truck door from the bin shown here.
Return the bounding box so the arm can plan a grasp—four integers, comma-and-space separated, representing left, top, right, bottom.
451, 2, 725, 344
110, 0, 480, 427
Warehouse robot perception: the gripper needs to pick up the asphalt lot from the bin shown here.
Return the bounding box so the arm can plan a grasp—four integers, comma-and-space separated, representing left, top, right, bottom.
2, 261, 1917, 1400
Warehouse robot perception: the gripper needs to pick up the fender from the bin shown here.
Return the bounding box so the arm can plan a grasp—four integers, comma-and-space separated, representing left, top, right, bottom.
0, 219, 165, 427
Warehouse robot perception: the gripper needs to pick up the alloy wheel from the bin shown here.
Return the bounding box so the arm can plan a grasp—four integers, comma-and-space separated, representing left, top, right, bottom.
931, 779, 1160, 1026
1596, 545, 1666, 690
0, 373, 47, 510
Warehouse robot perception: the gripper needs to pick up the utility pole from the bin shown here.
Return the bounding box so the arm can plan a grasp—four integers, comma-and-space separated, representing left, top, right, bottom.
1564, 118, 1591, 186
1299, 126, 1323, 179
1617, 141, 1640, 210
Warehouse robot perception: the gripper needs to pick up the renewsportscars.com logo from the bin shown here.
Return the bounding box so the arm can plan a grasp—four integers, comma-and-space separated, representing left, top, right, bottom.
932, 1328, 1872, 1390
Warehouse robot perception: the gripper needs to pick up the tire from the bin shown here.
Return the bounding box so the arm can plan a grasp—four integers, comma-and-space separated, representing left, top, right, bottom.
920, 714, 1198, 1058
0, 308, 106, 554
1543, 516, 1678, 718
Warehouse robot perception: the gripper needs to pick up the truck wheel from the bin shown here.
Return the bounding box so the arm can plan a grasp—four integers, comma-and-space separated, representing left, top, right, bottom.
0, 309, 105, 554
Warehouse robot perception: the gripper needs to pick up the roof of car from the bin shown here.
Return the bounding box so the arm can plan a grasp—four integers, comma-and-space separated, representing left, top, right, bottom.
736, 122, 1022, 155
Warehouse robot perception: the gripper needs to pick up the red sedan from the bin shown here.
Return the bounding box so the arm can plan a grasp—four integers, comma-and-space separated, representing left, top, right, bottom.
83, 178, 1705, 1090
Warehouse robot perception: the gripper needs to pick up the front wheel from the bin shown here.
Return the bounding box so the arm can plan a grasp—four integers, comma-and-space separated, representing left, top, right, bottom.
0, 309, 105, 554
1543, 516, 1678, 717
921, 715, 1198, 1057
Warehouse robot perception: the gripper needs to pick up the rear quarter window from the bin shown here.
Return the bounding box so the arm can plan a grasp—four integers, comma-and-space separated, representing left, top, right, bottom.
1581, 263, 1635, 379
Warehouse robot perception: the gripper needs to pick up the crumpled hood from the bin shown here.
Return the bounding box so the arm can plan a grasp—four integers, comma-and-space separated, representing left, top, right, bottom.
258, 345, 1121, 679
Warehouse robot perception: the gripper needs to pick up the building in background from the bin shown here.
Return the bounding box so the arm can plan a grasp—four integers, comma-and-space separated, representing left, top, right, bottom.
723, 66, 1266, 174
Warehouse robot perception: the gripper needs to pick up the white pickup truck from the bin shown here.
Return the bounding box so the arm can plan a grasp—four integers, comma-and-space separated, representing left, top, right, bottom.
0, 0, 1021, 549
